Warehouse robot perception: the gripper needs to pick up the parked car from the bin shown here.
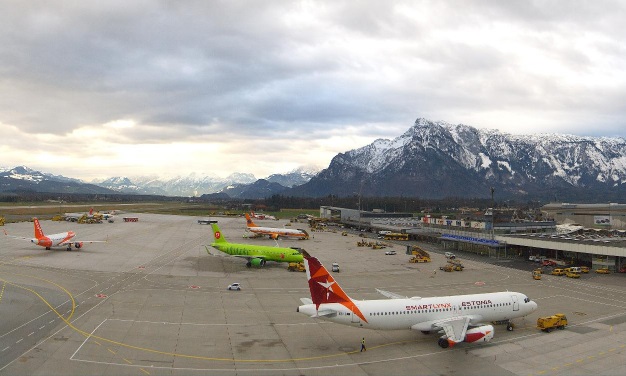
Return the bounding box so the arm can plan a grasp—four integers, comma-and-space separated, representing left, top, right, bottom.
542, 260, 557, 267
385, 250, 397, 255
580, 266, 590, 273
595, 268, 610, 274
227, 283, 242, 291
444, 252, 456, 259
566, 271, 580, 278
551, 268, 566, 276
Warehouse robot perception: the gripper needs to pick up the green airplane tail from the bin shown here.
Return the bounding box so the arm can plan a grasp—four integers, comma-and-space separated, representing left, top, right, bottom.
210, 222, 227, 244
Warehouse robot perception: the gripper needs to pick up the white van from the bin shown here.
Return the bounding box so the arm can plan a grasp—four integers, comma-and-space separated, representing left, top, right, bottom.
445, 252, 456, 259
378, 230, 392, 235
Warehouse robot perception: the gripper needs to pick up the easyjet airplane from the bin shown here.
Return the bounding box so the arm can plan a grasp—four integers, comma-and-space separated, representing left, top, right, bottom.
297, 251, 538, 348
245, 213, 309, 240
4, 218, 106, 251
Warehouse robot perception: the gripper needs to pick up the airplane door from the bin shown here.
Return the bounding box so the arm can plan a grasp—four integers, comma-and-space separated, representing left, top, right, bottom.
511, 295, 519, 311
453, 305, 461, 316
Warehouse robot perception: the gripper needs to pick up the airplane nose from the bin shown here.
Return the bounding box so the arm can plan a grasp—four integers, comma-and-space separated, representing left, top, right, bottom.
530, 301, 538, 312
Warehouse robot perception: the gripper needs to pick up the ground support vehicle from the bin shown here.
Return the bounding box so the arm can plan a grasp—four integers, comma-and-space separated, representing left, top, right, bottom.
408, 246, 431, 262
532, 270, 542, 280
288, 262, 306, 272
444, 252, 456, 259
537, 314, 567, 332
551, 268, 566, 276
580, 266, 590, 273
331, 263, 340, 272
439, 264, 454, 272
566, 271, 580, 278
409, 255, 430, 263
596, 268, 610, 274
227, 283, 242, 291
447, 259, 464, 271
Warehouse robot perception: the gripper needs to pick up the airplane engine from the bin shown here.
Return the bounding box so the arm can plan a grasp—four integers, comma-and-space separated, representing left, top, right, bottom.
464, 325, 494, 343
36, 239, 53, 248
74, 242, 84, 249
249, 258, 266, 267
438, 325, 494, 348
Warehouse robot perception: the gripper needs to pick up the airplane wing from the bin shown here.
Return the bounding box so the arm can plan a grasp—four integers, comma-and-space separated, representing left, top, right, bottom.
3, 230, 31, 241
376, 288, 407, 299
432, 316, 471, 343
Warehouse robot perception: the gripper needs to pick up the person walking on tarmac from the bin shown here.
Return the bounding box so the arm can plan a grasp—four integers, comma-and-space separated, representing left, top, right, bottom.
360, 337, 366, 352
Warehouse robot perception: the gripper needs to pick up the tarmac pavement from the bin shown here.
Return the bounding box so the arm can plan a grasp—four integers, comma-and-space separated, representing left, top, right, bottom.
0, 214, 625, 375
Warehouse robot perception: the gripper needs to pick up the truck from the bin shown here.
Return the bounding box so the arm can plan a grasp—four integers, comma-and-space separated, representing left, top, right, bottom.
287, 262, 306, 272
408, 246, 431, 262
447, 259, 464, 271
537, 314, 567, 332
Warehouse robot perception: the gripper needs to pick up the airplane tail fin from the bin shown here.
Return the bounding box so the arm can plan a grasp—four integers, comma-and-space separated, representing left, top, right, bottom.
210, 222, 227, 244
33, 218, 45, 239
303, 251, 352, 305
244, 213, 258, 228
302, 251, 367, 322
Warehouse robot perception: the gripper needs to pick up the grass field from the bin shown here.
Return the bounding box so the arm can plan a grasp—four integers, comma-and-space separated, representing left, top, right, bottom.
0, 203, 320, 223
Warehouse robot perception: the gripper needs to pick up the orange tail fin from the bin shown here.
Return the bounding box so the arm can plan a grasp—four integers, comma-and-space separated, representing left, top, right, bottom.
33, 218, 45, 239
244, 213, 257, 227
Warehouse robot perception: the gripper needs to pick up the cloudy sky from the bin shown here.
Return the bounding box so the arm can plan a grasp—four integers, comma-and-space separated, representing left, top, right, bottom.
2, 1, 625, 181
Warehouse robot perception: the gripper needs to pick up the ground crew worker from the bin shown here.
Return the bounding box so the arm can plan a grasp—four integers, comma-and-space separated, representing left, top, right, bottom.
360, 337, 366, 352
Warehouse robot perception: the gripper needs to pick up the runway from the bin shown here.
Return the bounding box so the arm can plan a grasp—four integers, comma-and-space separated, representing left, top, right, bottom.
1, 214, 625, 375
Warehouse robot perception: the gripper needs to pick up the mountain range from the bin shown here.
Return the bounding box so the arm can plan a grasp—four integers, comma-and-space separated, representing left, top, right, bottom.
290, 118, 626, 201
3, 118, 626, 202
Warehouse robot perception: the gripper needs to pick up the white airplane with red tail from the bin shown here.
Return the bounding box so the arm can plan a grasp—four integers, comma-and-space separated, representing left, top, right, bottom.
245, 213, 309, 240
250, 211, 277, 220
297, 251, 537, 348
4, 218, 106, 251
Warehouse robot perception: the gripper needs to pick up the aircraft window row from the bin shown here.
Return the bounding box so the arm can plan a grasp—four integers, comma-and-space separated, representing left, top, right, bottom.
367, 303, 513, 316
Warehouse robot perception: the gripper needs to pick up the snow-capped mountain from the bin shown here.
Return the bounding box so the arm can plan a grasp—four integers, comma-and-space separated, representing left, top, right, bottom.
290, 118, 626, 201
0, 166, 115, 194
94, 173, 257, 197
265, 165, 321, 187
96, 168, 320, 197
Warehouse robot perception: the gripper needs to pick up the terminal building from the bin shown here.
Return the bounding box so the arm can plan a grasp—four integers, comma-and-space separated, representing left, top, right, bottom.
320, 204, 626, 272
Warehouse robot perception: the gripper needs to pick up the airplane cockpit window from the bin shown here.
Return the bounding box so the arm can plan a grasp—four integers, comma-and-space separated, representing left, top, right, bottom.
523, 297, 530, 303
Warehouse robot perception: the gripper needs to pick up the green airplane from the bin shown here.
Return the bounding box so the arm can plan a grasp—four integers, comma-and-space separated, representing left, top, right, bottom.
208, 222, 304, 267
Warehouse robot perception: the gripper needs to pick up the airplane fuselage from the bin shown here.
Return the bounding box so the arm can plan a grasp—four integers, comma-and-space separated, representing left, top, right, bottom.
30, 231, 76, 249
298, 291, 537, 330
211, 242, 304, 263
248, 226, 309, 239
